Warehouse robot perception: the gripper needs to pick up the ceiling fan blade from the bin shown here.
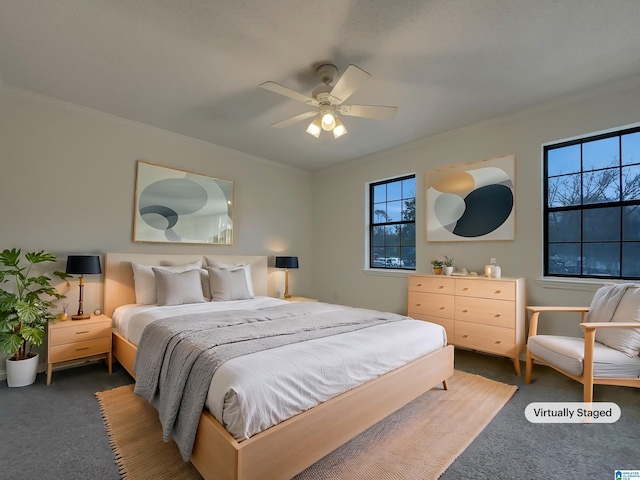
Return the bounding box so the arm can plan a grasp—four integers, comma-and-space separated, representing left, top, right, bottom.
339, 104, 398, 120
270, 111, 318, 128
260, 81, 314, 104
329, 65, 371, 104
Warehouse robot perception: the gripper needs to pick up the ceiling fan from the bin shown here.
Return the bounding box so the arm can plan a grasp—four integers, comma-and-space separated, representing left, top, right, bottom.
260, 64, 397, 139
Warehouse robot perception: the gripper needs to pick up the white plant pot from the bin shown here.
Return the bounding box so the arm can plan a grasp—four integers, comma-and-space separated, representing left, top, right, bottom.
6, 353, 39, 387
443, 266, 454, 276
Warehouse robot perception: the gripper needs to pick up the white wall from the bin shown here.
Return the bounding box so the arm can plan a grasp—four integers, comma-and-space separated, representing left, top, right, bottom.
311, 76, 640, 338
0, 86, 314, 377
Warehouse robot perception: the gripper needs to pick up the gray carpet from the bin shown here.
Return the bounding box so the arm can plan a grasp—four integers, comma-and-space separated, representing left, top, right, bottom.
1, 349, 638, 479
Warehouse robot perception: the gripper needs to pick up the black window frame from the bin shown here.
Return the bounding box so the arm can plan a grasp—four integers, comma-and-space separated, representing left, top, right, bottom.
369, 174, 416, 271
544, 125, 640, 280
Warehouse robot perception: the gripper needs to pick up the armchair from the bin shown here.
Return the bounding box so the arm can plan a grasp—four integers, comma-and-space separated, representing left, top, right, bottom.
525, 285, 640, 402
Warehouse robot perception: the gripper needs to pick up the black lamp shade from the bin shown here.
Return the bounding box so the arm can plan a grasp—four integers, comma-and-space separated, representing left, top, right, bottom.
275, 256, 299, 269
66, 255, 102, 275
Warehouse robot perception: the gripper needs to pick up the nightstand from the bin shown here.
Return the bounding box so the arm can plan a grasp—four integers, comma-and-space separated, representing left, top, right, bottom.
284, 296, 318, 302
47, 315, 112, 385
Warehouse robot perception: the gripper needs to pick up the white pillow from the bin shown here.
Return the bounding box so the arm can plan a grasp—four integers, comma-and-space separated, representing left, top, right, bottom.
596, 287, 640, 357
153, 268, 205, 306
199, 269, 212, 301
207, 267, 253, 301
131, 260, 202, 305
204, 258, 255, 297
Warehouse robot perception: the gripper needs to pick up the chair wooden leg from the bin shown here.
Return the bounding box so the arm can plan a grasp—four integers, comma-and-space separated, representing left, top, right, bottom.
525, 349, 533, 384
442, 379, 449, 390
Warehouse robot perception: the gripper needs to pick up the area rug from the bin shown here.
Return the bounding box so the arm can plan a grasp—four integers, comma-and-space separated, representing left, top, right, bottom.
95, 370, 517, 480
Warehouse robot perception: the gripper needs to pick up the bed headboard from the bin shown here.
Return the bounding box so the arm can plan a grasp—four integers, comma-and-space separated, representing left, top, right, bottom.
104, 252, 269, 317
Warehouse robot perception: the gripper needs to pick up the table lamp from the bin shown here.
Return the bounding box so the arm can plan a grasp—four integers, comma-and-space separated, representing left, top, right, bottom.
275, 256, 298, 298
65, 255, 102, 320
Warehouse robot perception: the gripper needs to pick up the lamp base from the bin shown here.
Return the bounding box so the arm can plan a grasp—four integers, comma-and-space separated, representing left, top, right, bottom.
71, 314, 91, 320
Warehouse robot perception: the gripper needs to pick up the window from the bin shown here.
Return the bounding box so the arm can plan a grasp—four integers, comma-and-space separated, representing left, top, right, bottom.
544, 125, 640, 279
369, 175, 416, 270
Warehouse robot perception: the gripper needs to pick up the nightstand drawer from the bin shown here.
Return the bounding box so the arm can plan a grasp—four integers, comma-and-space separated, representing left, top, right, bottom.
49, 337, 111, 363
49, 321, 110, 346
408, 276, 455, 295
454, 296, 515, 327
455, 321, 515, 356
408, 291, 455, 319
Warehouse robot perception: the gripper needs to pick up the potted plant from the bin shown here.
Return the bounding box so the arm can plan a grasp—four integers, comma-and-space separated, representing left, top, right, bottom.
0, 249, 69, 387
443, 256, 455, 276
431, 259, 443, 275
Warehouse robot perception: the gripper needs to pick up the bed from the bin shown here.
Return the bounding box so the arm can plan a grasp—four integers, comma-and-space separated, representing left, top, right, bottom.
104, 252, 454, 480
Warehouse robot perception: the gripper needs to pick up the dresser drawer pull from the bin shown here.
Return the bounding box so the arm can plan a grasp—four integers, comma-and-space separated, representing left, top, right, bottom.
495, 340, 501, 344
415, 303, 421, 307
494, 314, 501, 318
462, 309, 468, 313
462, 334, 469, 338
494, 290, 501, 294
75, 346, 90, 351
438, 285, 444, 289
439, 306, 445, 310
462, 287, 469, 291
76, 331, 90, 334
416, 283, 423, 286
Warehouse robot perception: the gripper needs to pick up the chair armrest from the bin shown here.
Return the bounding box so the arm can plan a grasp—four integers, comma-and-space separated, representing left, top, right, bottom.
580, 322, 640, 331
526, 306, 590, 337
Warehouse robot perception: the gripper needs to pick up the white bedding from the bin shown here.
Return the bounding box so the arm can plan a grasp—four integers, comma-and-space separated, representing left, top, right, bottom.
114, 298, 447, 441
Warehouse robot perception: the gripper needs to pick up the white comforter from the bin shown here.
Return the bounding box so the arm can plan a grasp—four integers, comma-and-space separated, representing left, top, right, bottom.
113, 298, 447, 441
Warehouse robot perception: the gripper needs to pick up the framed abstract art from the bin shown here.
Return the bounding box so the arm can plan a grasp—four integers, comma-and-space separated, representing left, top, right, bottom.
133, 161, 234, 245
426, 154, 516, 242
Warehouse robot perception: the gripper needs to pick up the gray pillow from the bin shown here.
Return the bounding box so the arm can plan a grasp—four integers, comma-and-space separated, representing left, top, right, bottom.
152, 268, 206, 306
207, 267, 253, 301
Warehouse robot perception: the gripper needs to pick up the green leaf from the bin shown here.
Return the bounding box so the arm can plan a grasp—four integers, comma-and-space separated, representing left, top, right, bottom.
21, 325, 44, 347
25, 251, 57, 264
0, 331, 23, 356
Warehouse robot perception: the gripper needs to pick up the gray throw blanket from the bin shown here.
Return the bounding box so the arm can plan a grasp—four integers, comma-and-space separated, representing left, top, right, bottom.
133, 302, 407, 460
585, 284, 634, 324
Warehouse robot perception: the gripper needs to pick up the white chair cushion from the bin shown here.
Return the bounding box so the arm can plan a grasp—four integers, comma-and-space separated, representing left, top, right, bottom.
528, 335, 640, 378
596, 286, 640, 357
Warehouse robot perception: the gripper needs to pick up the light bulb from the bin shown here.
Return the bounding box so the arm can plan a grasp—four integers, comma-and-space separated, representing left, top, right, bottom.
333, 116, 347, 138
320, 105, 336, 131
306, 117, 322, 138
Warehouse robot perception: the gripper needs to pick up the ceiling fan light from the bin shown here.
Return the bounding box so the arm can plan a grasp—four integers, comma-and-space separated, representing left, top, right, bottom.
333, 119, 347, 139
306, 117, 322, 138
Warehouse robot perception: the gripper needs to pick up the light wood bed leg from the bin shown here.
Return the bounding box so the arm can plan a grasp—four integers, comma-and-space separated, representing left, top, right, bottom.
442, 379, 449, 390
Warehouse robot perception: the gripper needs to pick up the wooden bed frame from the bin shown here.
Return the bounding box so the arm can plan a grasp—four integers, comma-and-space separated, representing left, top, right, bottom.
105, 252, 454, 480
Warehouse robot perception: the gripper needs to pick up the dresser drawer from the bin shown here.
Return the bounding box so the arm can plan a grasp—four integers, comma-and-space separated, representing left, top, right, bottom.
408, 276, 455, 295
49, 321, 111, 346
409, 313, 454, 344
408, 291, 455, 319
49, 337, 111, 363
455, 321, 515, 356
454, 296, 515, 328
455, 279, 515, 301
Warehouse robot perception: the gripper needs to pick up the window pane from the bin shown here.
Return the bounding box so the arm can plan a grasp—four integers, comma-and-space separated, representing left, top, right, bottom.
548, 174, 581, 207
373, 184, 386, 204
401, 247, 415, 268
583, 207, 620, 242
402, 197, 416, 221
384, 225, 398, 246
548, 243, 581, 274
387, 181, 402, 201
402, 178, 416, 199
582, 168, 620, 204
622, 131, 640, 166
583, 243, 620, 277
548, 145, 580, 177
373, 205, 389, 223
372, 226, 385, 246
622, 242, 640, 277
548, 211, 580, 242
583, 137, 619, 171
387, 200, 403, 221
622, 165, 640, 201
623, 205, 640, 241
372, 248, 385, 266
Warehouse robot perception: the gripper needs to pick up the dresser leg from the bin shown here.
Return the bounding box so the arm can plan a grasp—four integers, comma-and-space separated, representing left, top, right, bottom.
46, 363, 52, 385
512, 357, 521, 376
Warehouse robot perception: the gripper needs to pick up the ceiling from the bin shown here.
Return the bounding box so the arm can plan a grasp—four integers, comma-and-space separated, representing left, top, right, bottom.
2, 1, 640, 173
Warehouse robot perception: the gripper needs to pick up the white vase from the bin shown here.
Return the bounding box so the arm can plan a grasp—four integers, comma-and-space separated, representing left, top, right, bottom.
6, 353, 39, 387
443, 266, 454, 276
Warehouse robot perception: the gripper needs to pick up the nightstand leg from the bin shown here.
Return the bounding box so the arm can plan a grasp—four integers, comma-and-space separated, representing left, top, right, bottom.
108, 352, 112, 374
46, 363, 52, 385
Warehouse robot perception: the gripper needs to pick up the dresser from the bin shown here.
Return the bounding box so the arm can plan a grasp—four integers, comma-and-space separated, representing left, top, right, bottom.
408, 275, 526, 375
47, 315, 112, 385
